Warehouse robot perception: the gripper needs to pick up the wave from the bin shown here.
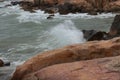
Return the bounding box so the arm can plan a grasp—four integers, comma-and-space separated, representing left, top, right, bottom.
36, 20, 86, 50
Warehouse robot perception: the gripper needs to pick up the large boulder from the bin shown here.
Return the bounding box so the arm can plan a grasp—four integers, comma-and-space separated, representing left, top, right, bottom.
109, 15, 120, 37
82, 30, 108, 41
11, 37, 120, 80
23, 55, 120, 80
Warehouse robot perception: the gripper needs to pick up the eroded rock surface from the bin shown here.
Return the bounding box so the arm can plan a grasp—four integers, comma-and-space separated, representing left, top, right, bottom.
23, 56, 120, 80
11, 37, 120, 80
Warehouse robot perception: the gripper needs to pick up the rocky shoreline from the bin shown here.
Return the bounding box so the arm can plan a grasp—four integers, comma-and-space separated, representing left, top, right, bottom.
0, 0, 120, 80
10, 15, 120, 80
8, 0, 120, 15
11, 37, 120, 80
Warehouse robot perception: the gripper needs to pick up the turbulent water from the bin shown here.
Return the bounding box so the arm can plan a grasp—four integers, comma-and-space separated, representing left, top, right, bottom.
0, 1, 116, 66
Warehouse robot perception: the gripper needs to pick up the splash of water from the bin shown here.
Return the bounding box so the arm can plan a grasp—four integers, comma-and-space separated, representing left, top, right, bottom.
36, 20, 86, 50
50, 20, 86, 44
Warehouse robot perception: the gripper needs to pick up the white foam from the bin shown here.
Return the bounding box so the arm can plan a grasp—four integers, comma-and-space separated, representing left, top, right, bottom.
54, 13, 116, 19
50, 20, 86, 44
17, 10, 49, 24
36, 20, 86, 50
11, 60, 25, 66
17, 12, 116, 23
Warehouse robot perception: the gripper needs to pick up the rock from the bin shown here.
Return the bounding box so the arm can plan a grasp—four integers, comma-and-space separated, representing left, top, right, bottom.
0, 59, 10, 67
109, 15, 120, 36
19, 0, 120, 14
82, 30, 108, 41
47, 14, 54, 19
11, 1, 21, 6
4, 62, 10, 66
0, 59, 4, 67
45, 7, 58, 14
11, 37, 120, 80
88, 11, 98, 15
23, 56, 120, 80
19, 1, 35, 12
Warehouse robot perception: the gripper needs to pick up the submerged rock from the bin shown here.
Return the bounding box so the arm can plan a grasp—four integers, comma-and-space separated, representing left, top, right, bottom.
11, 37, 120, 80
23, 56, 120, 80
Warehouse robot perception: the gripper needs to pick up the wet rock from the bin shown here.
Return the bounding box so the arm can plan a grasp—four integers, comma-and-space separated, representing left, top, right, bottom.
4, 62, 10, 66
23, 56, 120, 80
11, 37, 120, 80
0, 59, 4, 67
82, 30, 108, 41
19, 0, 120, 14
45, 7, 58, 14
109, 15, 120, 36
88, 11, 98, 15
47, 14, 54, 19
11, 1, 21, 6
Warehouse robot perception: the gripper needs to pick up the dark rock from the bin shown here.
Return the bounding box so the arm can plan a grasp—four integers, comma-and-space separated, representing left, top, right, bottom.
109, 15, 120, 36
47, 14, 54, 19
19, 1, 35, 13
0, 0, 3, 2
18, 0, 120, 14
0, 59, 10, 67
0, 59, 4, 67
4, 62, 10, 66
45, 7, 58, 14
88, 11, 98, 15
82, 30, 107, 41
11, 1, 21, 6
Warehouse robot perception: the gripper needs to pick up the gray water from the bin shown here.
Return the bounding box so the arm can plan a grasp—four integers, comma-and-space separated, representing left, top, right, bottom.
0, 1, 115, 66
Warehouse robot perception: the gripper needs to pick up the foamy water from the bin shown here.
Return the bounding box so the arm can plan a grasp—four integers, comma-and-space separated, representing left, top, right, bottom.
0, 1, 116, 24
0, 0, 116, 66
35, 20, 86, 51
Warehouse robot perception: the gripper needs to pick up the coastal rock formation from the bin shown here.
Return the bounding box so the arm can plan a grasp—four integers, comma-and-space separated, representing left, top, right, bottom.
109, 15, 120, 37
82, 15, 120, 41
17, 0, 120, 14
82, 30, 107, 41
22, 56, 120, 80
0, 59, 4, 67
11, 37, 120, 80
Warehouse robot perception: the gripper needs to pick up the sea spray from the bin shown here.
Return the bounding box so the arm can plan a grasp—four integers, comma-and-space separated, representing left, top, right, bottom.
36, 20, 86, 51
50, 20, 86, 44
0, 0, 115, 67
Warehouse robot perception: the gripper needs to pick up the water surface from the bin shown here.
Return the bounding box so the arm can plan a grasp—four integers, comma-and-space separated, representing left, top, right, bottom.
0, 1, 115, 66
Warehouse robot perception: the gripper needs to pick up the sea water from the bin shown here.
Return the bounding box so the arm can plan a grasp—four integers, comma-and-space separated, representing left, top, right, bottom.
0, 1, 115, 66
